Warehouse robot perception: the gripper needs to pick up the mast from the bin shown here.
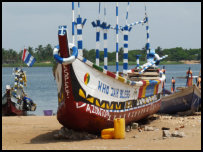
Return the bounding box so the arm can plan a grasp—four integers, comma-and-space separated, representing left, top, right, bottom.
116, 2, 119, 75
72, 2, 75, 45
75, 2, 87, 57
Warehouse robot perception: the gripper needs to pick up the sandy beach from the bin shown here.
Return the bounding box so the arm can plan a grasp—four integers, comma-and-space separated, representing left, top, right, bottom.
2, 113, 201, 150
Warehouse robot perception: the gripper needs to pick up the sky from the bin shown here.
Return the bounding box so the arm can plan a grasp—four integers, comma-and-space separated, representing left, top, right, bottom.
2, 2, 201, 52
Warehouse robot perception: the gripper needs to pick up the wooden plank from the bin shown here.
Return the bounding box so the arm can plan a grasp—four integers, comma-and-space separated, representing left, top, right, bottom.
128, 72, 159, 77
129, 77, 161, 81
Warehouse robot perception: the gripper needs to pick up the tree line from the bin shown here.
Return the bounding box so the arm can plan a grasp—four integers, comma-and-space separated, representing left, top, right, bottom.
2, 44, 201, 65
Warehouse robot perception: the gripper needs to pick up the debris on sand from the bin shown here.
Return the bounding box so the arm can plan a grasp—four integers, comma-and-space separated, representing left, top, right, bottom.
54, 127, 98, 140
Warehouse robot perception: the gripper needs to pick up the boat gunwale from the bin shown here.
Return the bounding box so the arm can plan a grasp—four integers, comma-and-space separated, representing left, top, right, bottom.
162, 85, 199, 101
73, 55, 165, 88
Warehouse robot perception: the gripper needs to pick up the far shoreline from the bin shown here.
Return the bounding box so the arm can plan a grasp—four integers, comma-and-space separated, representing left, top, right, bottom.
2, 60, 201, 67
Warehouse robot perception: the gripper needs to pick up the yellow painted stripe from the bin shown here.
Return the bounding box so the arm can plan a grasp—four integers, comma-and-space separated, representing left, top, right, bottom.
100, 102, 106, 109
118, 76, 125, 83
142, 86, 146, 98
106, 102, 114, 109
116, 103, 121, 109
95, 99, 100, 107
87, 97, 94, 104
79, 89, 86, 98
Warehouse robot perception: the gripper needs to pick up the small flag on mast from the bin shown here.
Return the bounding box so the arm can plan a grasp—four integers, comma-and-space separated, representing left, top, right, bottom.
22, 48, 36, 67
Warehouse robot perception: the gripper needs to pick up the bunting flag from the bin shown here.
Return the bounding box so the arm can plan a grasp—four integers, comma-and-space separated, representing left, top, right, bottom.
22, 48, 36, 67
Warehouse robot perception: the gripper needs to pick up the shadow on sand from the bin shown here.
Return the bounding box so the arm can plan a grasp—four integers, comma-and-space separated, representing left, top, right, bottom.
29, 130, 96, 144
30, 130, 84, 144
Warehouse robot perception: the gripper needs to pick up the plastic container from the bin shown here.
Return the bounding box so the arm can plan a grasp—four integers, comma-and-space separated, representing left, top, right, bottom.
114, 118, 125, 139
43, 110, 53, 116
101, 128, 114, 139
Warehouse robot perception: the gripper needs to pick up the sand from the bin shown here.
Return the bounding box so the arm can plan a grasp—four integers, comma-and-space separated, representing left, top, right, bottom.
180, 60, 200, 64
2, 113, 201, 150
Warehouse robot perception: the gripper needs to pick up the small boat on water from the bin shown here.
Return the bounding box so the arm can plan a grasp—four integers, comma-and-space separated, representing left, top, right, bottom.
159, 68, 201, 114
2, 68, 37, 116
159, 85, 201, 114
53, 2, 168, 134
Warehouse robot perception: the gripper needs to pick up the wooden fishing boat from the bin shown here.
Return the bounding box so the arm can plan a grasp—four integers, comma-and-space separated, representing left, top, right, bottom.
2, 85, 37, 116
2, 68, 37, 116
53, 2, 168, 134
159, 66, 201, 115
159, 85, 201, 114
53, 39, 166, 134
2, 86, 26, 116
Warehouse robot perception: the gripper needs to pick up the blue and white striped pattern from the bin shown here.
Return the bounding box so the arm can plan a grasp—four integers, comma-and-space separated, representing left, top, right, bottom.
100, 3, 110, 70
126, 2, 130, 24
22, 48, 36, 67
136, 55, 141, 68
103, 3, 108, 70
78, 2, 80, 17
72, 2, 75, 45
127, 20, 145, 27
139, 55, 168, 74
116, 2, 119, 75
95, 22, 100, 66
92, 2, 101, 66
146, 18, 150, 55
103, 29, 108, 70
110, 19, 145, 31
74, 2, 87, 57
144, 4, 150, 55
54, 26, 78, 64
53, 43, 78, 65
122, 26, 130, 74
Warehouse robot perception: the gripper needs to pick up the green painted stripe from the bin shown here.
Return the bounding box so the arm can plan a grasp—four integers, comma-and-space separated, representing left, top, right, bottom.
93, 64, 103, 72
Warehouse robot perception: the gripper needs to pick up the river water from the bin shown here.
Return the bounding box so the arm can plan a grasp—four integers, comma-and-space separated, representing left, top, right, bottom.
2, 64, 201, 115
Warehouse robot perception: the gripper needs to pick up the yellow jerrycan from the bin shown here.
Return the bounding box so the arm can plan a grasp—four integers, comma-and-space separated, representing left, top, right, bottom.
114, 118, 125, 139
101, 128, 114, 139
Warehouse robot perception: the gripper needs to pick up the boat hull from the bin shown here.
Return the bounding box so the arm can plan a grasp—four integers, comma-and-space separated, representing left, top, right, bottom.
159, 85, 201, 114
2, 91, 27, 116
55, 61, 163, 134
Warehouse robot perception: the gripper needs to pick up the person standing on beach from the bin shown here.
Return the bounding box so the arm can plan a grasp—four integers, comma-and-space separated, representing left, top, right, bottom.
197, 76, 201, 89
162, 66, 166, 95
171, 77, 175, 93
186, 67, 193, 87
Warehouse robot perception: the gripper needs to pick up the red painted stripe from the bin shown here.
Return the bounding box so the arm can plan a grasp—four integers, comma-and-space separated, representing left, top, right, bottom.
138, 86, 143, 98
155, 84, 159, 94
107, 71, 116, 79
22, 49, 26, 61
142, 80, 146, 86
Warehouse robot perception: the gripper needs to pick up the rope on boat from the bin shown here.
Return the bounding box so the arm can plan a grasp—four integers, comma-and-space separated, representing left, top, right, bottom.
53, 43, 78, 65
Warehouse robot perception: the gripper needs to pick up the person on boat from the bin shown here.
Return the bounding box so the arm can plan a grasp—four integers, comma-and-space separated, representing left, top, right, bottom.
186, 67, 193, 87
197, 75, 201, 89
162, 66, 166, 95
171, 77, 175, 93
